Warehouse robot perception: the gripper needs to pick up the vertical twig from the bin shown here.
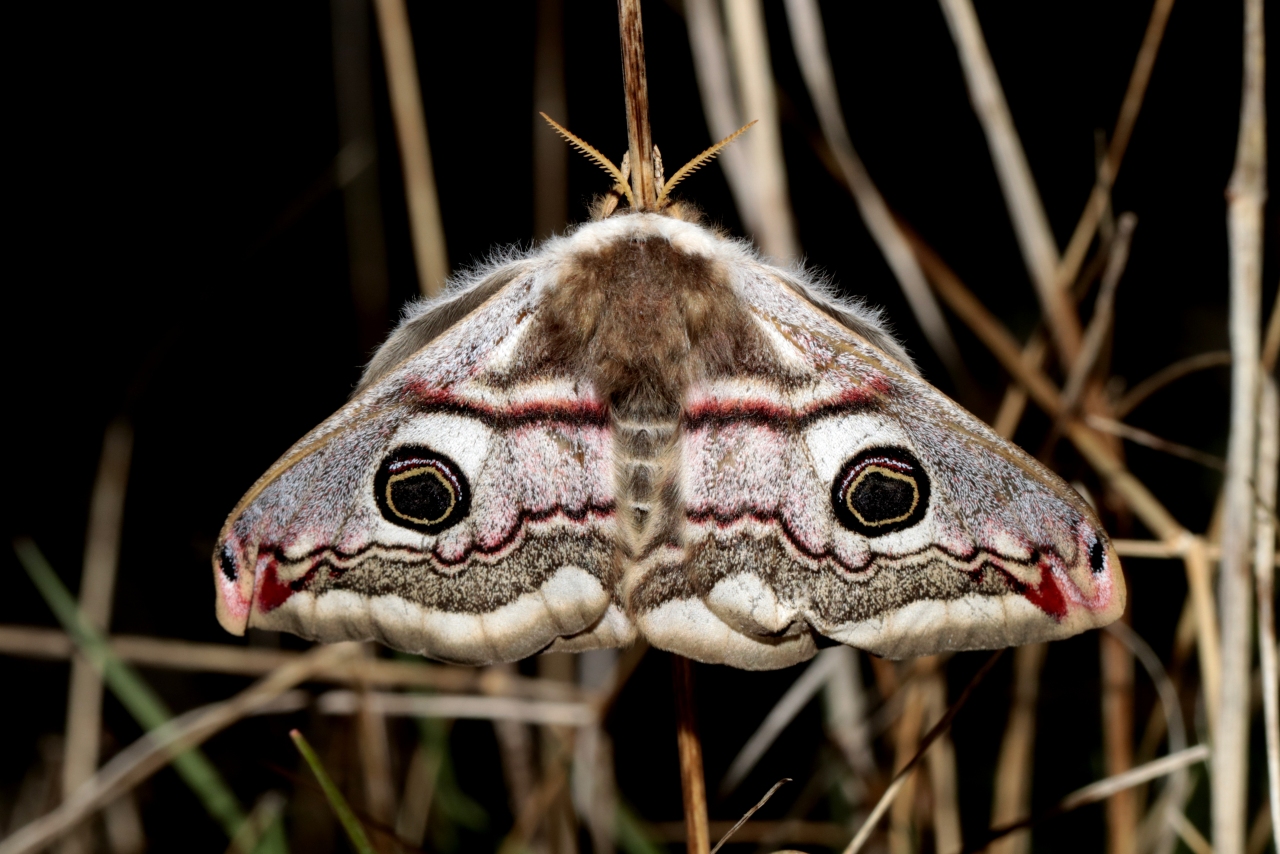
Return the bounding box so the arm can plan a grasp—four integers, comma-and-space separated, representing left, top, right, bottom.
1254, 375, 1280, 854
617, 0, 656, 209
61, 418, 133, 854
1101, 628, 1137, 854
393, 739, 440, 848
823, 646, 877, 783
1057, 0, 1177, 292
1217, 0, 1267, 850
372, 0, 448, 296
533, 0, 568, 238
354, 650, 396, 829
332, 0, 391, 355
936, 0, 1080, 363
672, 656, 710, 854
889, 676, 928, 854
783, 0, 975, 397
923, 672, 962, 854
989, 643, 1046, 854
684, 0, 758, 234
722, 0, 799, 259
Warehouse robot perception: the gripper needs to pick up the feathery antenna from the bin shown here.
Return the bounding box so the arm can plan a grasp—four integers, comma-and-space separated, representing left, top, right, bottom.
657, 121, 757, 207
539, 112, 636, 209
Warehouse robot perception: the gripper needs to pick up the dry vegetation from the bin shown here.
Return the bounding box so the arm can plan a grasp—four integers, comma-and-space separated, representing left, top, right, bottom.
3, 1, 1277, 853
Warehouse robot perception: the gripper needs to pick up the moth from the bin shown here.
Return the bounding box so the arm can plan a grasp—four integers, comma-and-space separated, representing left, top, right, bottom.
213, 119, 1124, 670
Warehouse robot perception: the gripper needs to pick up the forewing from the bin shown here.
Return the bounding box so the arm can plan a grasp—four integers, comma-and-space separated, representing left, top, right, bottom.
213, 262, 633, 665
641, 260, 1124, 666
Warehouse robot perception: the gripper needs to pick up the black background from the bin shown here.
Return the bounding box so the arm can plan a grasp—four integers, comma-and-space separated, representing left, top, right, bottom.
6, 1, 1277, 851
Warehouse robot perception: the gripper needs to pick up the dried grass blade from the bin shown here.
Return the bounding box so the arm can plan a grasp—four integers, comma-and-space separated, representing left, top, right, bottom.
291, 729, 376, 854
784, 0, 975, 397
1113, 351, 1232, 419
13, 538, 251, 843
371, 0, 447, 295
719, 647, 840, 796
935, 0, 1078, 362
0, 642, 354, 854
967, 745, 1211, 853
708, 778, 790, 854
842, 651, 1003, 854
989, 643, 1046, 854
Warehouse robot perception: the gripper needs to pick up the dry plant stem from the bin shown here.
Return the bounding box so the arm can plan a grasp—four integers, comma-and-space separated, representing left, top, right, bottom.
720, 645, 844, 796
683, 0, 758, 237
1057, 213, 1137, 420
936, 0, 1080, 363
843, 651, 1003, 854
1255, 375, 1280, 853
989, 642, 1046, 854
1114, 351, 1233, 419
617, 0, 655, 208
371, 0, 447, 296
533, 0, 568, 237
722, 0, 798, 259
923, 672, 963, 854
1263, 295, 1280, 371
907, 233, 1226, 737
0, 643, 358, 854
354, 653, 397, 827
1217, 0, 1267, 849
394, 741, 441, 848
968, 745, 1211, 853
823, 646, 877, 781
1169, 810, 1215, 854
1083, 416, 1226, 471
783, 0, 971, 394
673, 655, 711, 854
889, 675, 928, 854
709, 778, 790, 854
0, 626, 585, 700
1057, 0, 1176, 291
62, 419, 133, 823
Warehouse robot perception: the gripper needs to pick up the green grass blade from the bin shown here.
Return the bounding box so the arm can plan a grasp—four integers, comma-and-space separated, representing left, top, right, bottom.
615, 801, 665, 854
290, 729, 375, 854
13, 537, 285, 853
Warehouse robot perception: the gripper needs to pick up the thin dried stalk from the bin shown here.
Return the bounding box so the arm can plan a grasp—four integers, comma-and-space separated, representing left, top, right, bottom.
969, 745, 1211, 853
989, 642, 1046, 854
1255, 375, 1280, 853
722, 0, 798, 258
225, 791, 287, 854
720, 645, 844, 796
709, 778, 790, 854
652, 819, 847, 847
1083, 416, 1226, 472
371, 0, 447, 295
394, 740, 440, 848
0, 644, 358, 854
923, 672, 962, 854
823, 645, 877, 782
1056, 0, 1176, 291
532, 0, 568, 237
1114, 351, 1233, 419
1217, 0, 1267, 848
317, 690, 596, 726
0, 626, 583, 700
673, 656, 711, 854
936, 0, 1079, 362
62, 418, 133, 836
617, 0, 656, 208
354, 653, 396, 827
1168, 810, 1215, 854
843, 651, 1003, 854
1058, 213, 1137, 419
783, 0, 972, 394
889, 675, 928, 854
684, 0, 758, 236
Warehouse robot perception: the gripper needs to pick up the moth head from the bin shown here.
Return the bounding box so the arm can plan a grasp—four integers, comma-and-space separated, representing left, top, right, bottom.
540, 113, 756, 216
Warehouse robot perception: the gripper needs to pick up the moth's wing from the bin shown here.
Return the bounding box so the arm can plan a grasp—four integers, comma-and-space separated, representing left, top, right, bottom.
213, 261, 635, 665
633, 259, 1124, 667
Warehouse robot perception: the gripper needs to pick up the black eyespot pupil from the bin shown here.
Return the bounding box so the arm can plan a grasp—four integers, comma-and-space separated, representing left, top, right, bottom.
831, 447, 930, 537
375, 447, 470, 534
219, 546, 237, 582
848, 470, 917, 522
388, 466, 455, 524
